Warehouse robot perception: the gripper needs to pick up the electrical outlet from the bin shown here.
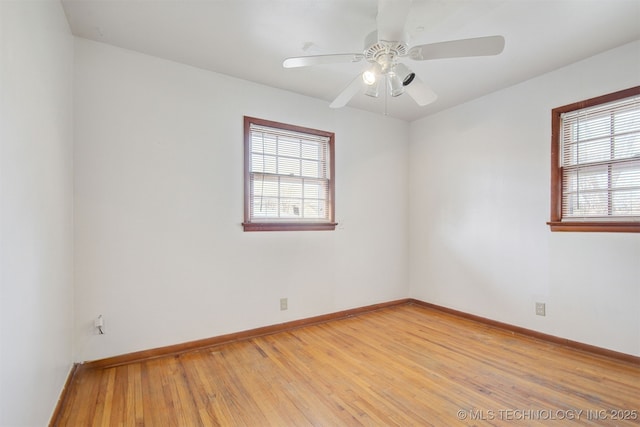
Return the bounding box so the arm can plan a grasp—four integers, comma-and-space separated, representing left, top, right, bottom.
280, 298, 288, 311
535, 302, 546, 316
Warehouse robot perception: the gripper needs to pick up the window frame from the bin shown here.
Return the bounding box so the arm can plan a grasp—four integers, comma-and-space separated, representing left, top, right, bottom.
548, 86, 640, 233
242, 116, 337, 232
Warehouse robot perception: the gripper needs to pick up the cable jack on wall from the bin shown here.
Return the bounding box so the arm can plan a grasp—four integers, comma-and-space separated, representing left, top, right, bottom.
95, 314, 104, 335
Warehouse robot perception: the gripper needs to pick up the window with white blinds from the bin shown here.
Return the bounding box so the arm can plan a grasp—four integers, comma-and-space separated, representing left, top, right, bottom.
550, 86, 640, 232
243, 117, 336, 231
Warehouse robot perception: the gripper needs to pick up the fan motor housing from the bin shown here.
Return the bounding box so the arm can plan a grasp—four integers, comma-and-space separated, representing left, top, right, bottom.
363, 30, 409, 63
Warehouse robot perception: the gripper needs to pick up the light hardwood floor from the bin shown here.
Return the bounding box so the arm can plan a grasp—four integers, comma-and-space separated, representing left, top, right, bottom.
53, 303, 640, 426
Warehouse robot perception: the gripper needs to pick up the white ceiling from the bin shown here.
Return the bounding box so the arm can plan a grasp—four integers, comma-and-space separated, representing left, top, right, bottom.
61, 0, 640, 122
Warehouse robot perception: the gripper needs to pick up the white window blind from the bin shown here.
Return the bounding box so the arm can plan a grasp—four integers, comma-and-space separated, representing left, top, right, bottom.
560, 94, 640, 220
249, 123, 331, 222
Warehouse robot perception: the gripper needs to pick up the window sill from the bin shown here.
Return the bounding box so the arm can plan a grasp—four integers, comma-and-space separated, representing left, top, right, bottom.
243, 222, 338, 232
547, 221, 640, 233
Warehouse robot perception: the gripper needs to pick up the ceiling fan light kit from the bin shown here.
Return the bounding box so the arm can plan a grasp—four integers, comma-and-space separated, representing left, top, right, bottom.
283, 0, 504, 110
364, 82, 380, 98
362, 68, 378, 86
388, 72, 405, 97
398, 64, 416, 87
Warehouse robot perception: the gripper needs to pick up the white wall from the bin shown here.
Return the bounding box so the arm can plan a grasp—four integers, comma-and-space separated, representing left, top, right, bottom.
0, 1, 74, 425
409, 41, 640, 357
73, 38, 409, 362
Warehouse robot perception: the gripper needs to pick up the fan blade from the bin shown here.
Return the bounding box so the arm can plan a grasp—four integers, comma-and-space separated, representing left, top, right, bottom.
377, 0, 412, 41
283, 54, 364, 68
329, 75, 363, 108
409, 35, 505, 60
405, 76, 437, 106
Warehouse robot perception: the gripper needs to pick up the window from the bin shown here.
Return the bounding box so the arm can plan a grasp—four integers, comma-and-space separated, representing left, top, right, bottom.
243, 116, 336, 231
549, 86, 640, 232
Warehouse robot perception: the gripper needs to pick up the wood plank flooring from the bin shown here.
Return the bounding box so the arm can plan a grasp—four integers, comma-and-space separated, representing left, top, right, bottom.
53, 303, 640, 426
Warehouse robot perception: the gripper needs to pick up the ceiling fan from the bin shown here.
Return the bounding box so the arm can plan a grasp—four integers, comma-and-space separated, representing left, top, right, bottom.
283, 0, 505, 109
